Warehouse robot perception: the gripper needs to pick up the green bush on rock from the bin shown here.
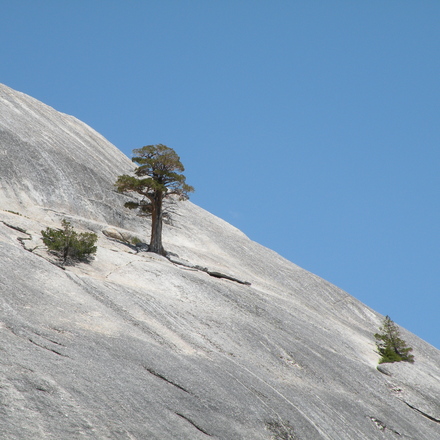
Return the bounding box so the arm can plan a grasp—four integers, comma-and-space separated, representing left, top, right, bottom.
374, 315, 414, 364
41, 219, 97, 265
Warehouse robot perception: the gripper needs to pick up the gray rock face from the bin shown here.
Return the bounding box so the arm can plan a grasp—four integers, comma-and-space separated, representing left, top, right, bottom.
0, 84, 136, 227
0, 83, 439, 439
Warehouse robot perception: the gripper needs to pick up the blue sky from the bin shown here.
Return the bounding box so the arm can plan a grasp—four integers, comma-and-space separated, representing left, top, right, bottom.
1, 1, 439, 349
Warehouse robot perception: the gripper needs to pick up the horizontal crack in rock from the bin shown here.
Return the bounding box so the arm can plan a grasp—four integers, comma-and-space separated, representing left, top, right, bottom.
143, 367, 192, 395
167, 255, 251, 285
27, 338, 69, 357
404, 401, 440, 424
206, 270, 251, 285
175, 412, 212, 437
1, 221, 28, 234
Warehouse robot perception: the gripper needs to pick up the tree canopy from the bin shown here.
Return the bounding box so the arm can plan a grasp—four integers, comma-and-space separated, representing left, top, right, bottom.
374, 315, 414, 364
41, 219, 97, 265
115, 144, 194, 255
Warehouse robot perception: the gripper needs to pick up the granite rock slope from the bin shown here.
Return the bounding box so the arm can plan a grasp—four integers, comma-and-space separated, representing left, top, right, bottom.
0, 84, 136, 227
0, 83, 439, 439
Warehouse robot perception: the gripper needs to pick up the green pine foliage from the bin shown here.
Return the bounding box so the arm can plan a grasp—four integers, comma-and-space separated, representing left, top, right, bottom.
115, 144, 194, 255
41, 219, 97, 265
374, 316, 414, 364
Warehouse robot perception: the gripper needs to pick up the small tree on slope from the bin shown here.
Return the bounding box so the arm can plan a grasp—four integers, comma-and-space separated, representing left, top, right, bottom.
115, 144, 194, 256
41, 219, 97, 265
374, 316, 414, 364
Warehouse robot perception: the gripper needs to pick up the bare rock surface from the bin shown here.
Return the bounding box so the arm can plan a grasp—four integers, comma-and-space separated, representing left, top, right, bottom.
0, 83, 439, 439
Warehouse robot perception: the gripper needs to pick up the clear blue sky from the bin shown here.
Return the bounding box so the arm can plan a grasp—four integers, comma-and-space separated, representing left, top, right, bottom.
2, 1, 439, 349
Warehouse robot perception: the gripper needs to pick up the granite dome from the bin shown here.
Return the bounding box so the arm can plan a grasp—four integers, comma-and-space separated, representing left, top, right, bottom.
0, 83, 439, 439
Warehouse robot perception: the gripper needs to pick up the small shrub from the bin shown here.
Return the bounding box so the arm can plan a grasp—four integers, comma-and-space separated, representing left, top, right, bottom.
41, 219, 97, 265
374, 316, 414, 364
129, 236, 142, 246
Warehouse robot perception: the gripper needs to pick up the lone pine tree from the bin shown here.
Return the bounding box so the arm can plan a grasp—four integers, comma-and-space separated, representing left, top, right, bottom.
374, 315, 415, 364
115, 144, 194, 255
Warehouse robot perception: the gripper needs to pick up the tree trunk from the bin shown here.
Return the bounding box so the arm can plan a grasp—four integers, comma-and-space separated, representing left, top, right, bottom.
149, 191, 165, 255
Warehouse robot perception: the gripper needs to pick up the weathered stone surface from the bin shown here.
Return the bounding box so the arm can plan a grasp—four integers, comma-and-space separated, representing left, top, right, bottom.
102, 226, 144, 245
0, 84, 138, 229
1, 83, 439, 439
